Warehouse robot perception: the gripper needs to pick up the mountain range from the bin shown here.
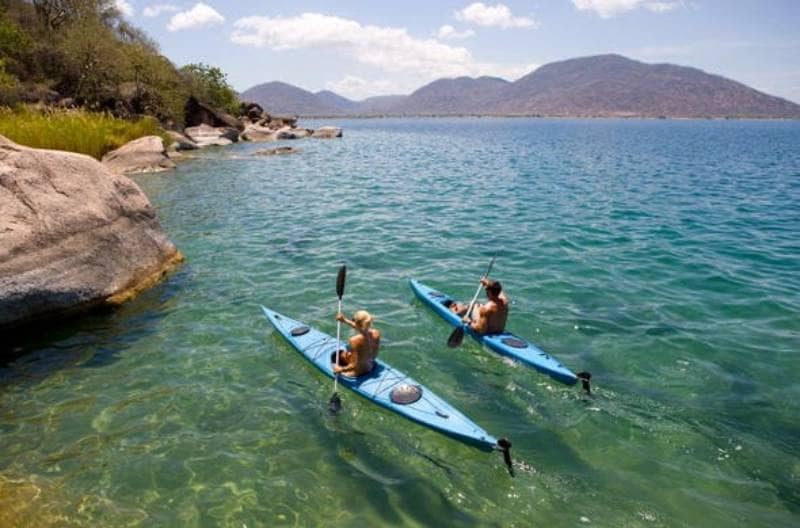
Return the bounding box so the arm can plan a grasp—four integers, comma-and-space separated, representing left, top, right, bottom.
240, 54, 800, 119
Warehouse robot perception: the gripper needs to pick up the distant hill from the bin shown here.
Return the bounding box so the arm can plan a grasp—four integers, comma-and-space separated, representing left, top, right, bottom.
492, 54, 800, 118
240, 55, 800, 118
356, 95, 408, 115
239, 81, 346, 116
314, 90, 359, 113
392, 76, 509, 115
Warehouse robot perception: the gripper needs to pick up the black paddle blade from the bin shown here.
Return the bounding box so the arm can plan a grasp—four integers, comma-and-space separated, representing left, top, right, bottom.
447, 326, 465, 348
577, 371, 592, 395
328, 392, 342, 414
336, 265, 346, 299
498, 438, 514, 477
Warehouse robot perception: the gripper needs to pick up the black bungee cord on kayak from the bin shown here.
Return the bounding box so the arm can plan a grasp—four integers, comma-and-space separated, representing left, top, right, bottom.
576, 371, 592, 395
497, 438, 514, 476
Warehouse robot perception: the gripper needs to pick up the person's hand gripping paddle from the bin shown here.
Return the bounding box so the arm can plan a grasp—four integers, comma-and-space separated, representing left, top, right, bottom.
447, 257, 496, 348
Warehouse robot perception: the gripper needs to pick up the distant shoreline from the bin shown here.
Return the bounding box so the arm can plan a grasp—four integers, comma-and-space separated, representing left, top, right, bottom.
298, 114, 800, 121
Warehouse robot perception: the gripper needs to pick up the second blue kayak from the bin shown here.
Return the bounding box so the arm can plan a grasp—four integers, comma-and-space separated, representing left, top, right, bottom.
260, 305, 500, 450
410, 279, 579, 386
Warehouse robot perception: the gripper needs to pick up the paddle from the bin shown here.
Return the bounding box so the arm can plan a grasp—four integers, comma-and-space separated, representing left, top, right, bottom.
329, 265, 346, 413
447, 257, 496, 348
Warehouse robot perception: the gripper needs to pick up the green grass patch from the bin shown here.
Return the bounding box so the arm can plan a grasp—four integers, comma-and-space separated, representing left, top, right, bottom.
0, 106, 166, 159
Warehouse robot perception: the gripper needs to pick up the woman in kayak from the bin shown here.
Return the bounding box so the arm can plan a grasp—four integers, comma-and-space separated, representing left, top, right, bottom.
450, 278, 509, 334
333, 310, 381, 376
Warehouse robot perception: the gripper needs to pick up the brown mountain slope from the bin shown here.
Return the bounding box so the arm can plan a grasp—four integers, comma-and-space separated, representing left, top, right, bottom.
392, 76, 509, 115
239, 54, 800, 118
493, 54, 800, 118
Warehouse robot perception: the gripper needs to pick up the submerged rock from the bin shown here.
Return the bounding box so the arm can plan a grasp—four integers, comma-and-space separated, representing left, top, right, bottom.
101, 135, 176, 174
253, 146, 301, 156
0, 136, 183, 330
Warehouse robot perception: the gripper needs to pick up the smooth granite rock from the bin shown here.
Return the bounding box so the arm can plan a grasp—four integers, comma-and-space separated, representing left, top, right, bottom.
101, 135, 176, 174
0, 135, 183, 330
184, 124, 237, 147
312, 126, 343, 139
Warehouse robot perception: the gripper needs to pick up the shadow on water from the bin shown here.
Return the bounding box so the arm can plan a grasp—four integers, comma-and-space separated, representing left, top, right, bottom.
0, 267, 188, 386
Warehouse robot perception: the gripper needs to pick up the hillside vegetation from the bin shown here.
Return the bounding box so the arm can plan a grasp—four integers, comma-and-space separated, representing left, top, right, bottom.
0, 0, 239, 126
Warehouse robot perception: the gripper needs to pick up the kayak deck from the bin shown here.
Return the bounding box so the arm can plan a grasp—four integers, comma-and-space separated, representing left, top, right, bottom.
260, 305, 498, 450
409, 279, 578, 386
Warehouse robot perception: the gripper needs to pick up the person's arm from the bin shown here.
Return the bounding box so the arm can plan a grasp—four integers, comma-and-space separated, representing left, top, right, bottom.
470, 303, 494, 333
336, 312, 372, 340
336, 312, 355, 328
333, 337, 359, 374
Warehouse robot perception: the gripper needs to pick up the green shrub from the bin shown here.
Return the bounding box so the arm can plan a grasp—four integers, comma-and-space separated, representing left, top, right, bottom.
0, 106, 166, 159
180, 63, 240, 115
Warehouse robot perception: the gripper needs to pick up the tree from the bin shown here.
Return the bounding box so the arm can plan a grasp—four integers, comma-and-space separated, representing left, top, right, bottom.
180, 63, 240, 115
59, 15, 125, 109
121, 42, 188, 123
31, 0, 120, 30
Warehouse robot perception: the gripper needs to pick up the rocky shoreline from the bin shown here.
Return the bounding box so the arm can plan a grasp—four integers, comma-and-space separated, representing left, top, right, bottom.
99, 101, 342, 175
0, 101, 340, 331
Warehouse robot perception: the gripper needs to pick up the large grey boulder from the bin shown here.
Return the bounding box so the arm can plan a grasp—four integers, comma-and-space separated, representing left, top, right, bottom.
185, 96, 243, 130
0, 136, 184, 330
273, 126, 307, 140
101, 135, 176, 174
165, 130, 199, 151
312, 126, 343, 139
240, 123, 276, 142
184, 124, 236, 147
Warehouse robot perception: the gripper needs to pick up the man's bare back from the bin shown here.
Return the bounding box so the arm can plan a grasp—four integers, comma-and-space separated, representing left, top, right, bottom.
450, 278, 509, 334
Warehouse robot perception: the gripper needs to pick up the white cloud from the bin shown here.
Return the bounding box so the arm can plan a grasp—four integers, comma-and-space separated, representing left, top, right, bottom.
230, 12, 534, 97
572, 0, 684, 18
115, 0, 134, 17
325, 76, 395, 99
436, 24, 476, 40
454, 3, 536, 29
646, 1, 682, 13
231, 13, 473, 77
167, 3, 225, 32
143, 4, 180, 18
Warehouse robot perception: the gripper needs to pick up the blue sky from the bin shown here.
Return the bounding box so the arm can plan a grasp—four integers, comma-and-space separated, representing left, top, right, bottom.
116, 1, 800, 103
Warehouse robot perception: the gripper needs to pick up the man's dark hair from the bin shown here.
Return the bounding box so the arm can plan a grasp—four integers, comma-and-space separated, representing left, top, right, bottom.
485, 280, 502, 296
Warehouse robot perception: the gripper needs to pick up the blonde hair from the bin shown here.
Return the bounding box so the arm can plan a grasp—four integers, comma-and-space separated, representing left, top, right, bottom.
353, 310, 373, 329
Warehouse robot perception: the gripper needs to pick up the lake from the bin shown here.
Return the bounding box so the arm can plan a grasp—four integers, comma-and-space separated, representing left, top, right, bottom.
2, 118, 799, 526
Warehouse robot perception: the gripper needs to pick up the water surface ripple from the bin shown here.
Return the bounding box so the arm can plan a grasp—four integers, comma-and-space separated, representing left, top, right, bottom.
2, 118, 799, 527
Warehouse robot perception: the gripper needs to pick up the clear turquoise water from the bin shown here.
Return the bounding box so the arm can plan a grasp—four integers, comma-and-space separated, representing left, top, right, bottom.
2, 118, 799, 527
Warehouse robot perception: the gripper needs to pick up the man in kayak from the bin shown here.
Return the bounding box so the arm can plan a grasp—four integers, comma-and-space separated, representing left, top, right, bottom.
450, 278, 509, 334
333, 310, 381, 376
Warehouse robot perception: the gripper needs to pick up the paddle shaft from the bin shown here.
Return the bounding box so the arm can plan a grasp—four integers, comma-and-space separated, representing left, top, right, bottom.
331, 265, 346, 410
334, 296, 342, 393
464, 257, 496, 323
447, 257, 496, 348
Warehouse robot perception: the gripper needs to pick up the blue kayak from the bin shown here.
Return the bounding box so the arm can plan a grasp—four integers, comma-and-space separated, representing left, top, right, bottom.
260, 305, 502, 451
410, 279, 580, 386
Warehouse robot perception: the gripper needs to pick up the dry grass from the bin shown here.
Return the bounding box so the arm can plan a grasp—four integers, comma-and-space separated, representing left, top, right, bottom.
0, 106, 165, 159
